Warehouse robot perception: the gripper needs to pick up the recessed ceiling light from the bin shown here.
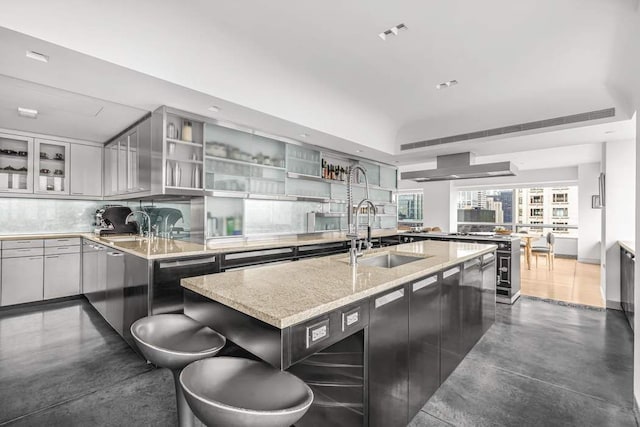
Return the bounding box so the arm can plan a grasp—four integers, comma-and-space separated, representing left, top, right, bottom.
207, 106, 220, 113
378, 23, 408, 41
17, 107, 38, 118
604, 130, 615, 134
300, 133, 309, 138
26, 50, 49, 63
356, 149, 364, 153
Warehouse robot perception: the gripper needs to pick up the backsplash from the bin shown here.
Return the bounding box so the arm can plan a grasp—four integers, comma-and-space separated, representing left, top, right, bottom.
0, 198, 101, 235
0, 198, 192, 236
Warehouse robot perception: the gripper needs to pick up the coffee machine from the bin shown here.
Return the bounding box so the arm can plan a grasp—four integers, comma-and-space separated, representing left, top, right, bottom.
94, 205, 138, 236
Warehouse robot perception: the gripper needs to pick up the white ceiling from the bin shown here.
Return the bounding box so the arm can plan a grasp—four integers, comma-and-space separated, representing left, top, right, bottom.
0, 1, 637, 169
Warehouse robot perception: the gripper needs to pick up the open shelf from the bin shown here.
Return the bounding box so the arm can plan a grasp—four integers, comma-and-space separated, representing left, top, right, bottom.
167, 137, 203, 148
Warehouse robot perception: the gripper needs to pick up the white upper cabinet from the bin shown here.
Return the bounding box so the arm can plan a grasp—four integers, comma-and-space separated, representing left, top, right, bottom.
0, 132, 34, 194
70, 143, 103, 197
35, 139, 70, 195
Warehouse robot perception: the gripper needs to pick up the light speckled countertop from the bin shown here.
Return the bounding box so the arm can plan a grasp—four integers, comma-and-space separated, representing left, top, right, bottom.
0, 230, 402, 260
619, 240, 635, 255
182, 240, 496, 328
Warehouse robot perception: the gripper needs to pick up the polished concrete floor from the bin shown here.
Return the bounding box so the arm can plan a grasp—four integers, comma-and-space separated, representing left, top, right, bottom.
0, 297, 634, 426
520, 256, 604, 308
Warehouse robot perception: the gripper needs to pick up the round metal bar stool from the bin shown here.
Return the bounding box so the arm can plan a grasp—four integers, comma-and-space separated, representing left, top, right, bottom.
131, 314, 226, 427
180, 357, 314, 427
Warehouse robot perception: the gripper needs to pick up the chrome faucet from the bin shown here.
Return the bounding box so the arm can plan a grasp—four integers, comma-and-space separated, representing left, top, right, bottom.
125, 210, 154, 239
346, 166, 377, 265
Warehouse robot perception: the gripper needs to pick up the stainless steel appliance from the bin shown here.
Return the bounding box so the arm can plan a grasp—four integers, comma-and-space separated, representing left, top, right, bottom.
94, 205, 138, 235
402, 232, 520, 304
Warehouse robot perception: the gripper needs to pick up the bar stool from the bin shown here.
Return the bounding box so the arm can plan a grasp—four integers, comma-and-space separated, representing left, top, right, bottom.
180, 357, 314, 427
131, 314, 226, 427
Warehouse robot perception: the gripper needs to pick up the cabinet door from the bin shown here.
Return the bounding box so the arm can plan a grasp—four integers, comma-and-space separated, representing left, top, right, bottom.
462, 257, 483, 353
408, 274, 441, 417
117, 139, 128, 194
1, 256, 43, 306
481, 253, 497, 334
70, 144, 102, 197
440, 265, 462, 382
35, 139, 69, 194
0, 133, 34, 194
82, 244, 98, 303
369, 284, 409, 427
44, 253, 81, 299
106, 250, 125, 334
105, 142, 119, 196
127, 129, 138, 192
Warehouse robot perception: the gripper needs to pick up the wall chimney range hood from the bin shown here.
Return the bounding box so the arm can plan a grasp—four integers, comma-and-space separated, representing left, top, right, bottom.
401, 152, 518, 182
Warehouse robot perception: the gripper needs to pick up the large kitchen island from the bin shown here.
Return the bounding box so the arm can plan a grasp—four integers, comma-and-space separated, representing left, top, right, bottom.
182, 240, 497, 427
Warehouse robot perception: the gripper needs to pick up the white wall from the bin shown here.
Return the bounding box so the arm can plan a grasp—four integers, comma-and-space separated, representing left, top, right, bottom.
398, 179, 456, 231
602, 139, 636, 307
578, 162, 602, 263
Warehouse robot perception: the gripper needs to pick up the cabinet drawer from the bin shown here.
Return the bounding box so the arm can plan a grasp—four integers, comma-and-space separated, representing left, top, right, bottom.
45, 238, 81, 247
2, 247, 44, 258
45, 245, 81, 255
2, 239, 43, 250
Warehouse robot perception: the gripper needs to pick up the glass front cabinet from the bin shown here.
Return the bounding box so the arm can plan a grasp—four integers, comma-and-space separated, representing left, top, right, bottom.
0, 133, 33, 193
35, 139, 70, 194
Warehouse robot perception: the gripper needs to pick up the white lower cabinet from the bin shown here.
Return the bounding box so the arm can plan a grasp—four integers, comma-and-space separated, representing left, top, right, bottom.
44, 253, 81, 299
1, 256, 44, 306
1, 238, 82, 306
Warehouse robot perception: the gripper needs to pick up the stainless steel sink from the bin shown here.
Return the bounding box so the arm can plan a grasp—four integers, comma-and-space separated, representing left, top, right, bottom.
358, 253, 424, 268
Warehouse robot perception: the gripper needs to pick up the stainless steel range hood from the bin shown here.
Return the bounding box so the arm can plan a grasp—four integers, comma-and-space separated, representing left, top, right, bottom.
400, 152, 518, 182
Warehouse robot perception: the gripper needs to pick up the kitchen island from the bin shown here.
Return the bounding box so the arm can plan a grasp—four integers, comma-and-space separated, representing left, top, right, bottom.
182, 240, 497, 427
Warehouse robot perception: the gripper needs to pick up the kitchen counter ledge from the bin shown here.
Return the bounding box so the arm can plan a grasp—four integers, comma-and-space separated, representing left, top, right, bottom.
0, 230, 402, 260
182, 240, 496, 328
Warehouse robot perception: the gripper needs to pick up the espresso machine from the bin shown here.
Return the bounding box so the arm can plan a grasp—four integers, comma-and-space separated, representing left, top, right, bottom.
94, 205, 139, 236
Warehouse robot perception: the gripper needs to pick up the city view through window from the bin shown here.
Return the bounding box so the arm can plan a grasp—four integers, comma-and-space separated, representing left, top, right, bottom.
457, 186, 578, 236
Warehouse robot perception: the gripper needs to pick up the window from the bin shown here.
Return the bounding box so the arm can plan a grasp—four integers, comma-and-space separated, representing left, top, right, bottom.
552, 208, 568, 217
397, 192, 423, 222
457, 186, 578, 236
456, 189, 513, 232
530, 195, 543, 204
553, 193, 568, 203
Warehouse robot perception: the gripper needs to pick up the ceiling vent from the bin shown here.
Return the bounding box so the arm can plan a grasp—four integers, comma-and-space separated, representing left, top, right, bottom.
400, 152, 518, 182
400, 107, 615, 151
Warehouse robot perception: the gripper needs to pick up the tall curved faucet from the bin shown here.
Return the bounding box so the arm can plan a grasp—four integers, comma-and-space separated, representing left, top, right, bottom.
347, 166, 377, 265
125, 210, 153, 238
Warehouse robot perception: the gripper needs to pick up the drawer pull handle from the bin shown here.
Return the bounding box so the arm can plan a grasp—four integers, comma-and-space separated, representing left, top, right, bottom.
443, 267, 460, 278
107, 252, 124, 257
464, 259, 481, 269
413, 276, 437, 292
159, 257, 216, 268
375, 289, 404, 308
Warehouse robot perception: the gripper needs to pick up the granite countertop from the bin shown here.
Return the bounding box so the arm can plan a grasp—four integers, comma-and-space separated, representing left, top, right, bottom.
619, 240, 635, 255
0, 229, 403, 260
182, 240, 497, 329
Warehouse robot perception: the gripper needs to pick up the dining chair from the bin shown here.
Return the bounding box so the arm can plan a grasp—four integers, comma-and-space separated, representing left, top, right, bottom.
531, 232, 555, 270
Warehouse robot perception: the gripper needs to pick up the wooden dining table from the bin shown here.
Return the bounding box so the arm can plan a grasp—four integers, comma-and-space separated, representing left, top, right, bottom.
512, 233, 543, 270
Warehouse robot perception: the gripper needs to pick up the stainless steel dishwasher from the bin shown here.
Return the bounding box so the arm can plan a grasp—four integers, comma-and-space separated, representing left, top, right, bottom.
151, 255, 219, 315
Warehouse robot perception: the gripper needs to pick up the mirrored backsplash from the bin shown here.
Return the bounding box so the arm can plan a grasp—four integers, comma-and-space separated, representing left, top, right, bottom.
0, 198, 102, 235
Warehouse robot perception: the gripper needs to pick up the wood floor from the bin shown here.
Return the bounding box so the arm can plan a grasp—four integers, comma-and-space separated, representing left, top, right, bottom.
520, 255, 604, 308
